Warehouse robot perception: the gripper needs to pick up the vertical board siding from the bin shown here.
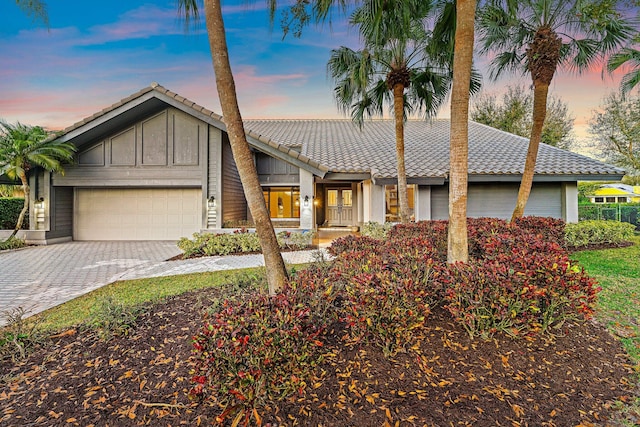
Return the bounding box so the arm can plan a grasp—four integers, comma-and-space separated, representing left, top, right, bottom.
221, 133, 248, 222
53, 187, 73, 233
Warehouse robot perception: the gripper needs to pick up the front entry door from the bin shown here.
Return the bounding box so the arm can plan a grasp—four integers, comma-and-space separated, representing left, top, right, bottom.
326, 188, 353, 226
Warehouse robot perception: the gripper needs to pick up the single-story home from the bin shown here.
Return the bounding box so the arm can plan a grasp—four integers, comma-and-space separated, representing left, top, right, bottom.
588, 183, 640, 204
10, 83, 625, 243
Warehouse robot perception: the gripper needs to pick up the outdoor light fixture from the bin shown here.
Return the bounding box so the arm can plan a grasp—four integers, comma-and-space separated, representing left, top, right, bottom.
208, 196, 215, 203
304, 195, 310, 207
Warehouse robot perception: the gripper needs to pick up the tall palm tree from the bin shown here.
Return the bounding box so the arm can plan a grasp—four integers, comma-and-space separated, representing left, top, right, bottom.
477, 0, 634, 221
0, 121, 75, 241
447, 0, 476, 264
328, 0, 452, 223
178, 0, 288, 295
608, 47, 640, 95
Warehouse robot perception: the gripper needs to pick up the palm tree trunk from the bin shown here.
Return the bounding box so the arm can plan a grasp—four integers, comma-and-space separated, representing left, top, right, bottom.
7, 172, 29, 241
511, 82, 548, 221
393, 83, 410, 223
447, 0, 475, 264
204, 0, 288, 295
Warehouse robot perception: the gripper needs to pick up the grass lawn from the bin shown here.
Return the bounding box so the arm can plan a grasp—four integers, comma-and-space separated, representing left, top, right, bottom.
35, 267, 266, 332
573, 236, 640, 365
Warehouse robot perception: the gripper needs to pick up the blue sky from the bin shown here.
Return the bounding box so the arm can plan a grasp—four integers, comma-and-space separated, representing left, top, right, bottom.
0, 1, 632, 146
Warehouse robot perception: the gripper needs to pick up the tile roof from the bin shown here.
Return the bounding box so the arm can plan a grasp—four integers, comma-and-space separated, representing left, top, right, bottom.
244, 119, 624, 179
52, 83, 624, 181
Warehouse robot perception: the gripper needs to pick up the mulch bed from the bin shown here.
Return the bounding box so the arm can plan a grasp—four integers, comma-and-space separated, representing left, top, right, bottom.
1, 288, 638, 427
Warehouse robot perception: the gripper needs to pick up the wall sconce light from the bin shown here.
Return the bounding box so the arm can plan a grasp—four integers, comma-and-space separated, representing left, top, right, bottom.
208, 196, 215, 203
304, 195, 310, 207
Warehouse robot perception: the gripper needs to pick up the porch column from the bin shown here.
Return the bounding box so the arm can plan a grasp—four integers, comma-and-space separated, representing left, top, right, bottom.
562, 182, 579, 223
299, 169, 315, 230
363, 180, 385, 223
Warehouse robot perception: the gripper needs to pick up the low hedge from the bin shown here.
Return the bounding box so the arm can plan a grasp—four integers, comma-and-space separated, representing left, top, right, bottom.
565, 220, 636, 248
178, 229, 316, 258
0, 198, 27, 230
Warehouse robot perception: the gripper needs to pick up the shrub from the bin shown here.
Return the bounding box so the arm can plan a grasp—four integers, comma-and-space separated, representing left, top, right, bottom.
440, 249, 599, 338
0, 237, 26, 251
327, 234, 382, 256
337, 250, 438, 356
85, 296, 143, 341
179, 230, 315, 258
360, 221, 393, 239
0, 307, 46, 363
277, 230, 316, 250
565, 220, 636, 248
0, 198, 27, 230
190, 281, 329, 425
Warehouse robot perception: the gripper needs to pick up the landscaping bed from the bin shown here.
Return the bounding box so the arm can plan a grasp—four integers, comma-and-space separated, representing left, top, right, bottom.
0, 288, 636, 426
1, 217, 639, 426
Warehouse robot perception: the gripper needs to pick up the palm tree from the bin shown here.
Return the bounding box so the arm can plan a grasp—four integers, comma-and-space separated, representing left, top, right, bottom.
14, 0, 48, 25
0, 121, 75, 241
178, 0, 288, 295
608, 47, 640, 95
447, 0, 476, 264
477, 0, 634, 221
328, 0, 452, 223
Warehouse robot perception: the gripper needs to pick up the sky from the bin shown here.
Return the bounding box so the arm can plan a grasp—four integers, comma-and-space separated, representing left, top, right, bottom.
0, 1, 634, 151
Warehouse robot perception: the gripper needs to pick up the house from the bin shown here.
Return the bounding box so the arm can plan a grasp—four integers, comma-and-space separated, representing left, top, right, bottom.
10, 83, 625, 243
589, 183, 640, 204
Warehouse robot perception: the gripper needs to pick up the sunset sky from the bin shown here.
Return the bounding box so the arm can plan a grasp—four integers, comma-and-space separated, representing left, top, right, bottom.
0, 1, 632, 150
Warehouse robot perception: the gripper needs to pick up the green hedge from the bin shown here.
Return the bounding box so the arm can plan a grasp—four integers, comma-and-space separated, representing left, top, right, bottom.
0, 198, 27, 230
565, 220, 636, 248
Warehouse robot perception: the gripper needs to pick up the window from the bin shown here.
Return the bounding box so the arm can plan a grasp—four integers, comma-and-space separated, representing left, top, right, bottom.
385, 184, 415, 222
618, 197, 629, 203
594, 197, 604, 203
262, 187, 300, 218
606, 197, 616, 203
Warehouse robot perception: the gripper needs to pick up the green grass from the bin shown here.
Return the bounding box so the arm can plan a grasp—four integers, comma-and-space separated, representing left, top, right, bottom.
34, 267, 266, 332
573, 236, 640, 365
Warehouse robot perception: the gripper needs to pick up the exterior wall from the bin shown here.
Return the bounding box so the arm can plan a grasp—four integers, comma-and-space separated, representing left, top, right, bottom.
47, 186, 73, 239
53, 108, 205, 187
299, 169, 314, 229
221, 133, 248, 224
257, 152, 300, 184
431, 183, 564, 220
207, 127, 223, 228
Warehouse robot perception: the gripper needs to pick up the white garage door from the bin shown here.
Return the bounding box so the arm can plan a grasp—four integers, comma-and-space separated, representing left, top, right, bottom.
75, 188, 202, 240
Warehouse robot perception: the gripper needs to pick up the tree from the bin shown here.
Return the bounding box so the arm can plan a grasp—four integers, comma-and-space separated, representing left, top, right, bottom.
178, 0, 289, 295
0, 121, 75, 241
477, 0, 634, 221
589, 91, 640, 177
14, 0, 48, 25
471, 85, 575, 150
608, 47, 640, 95
327, 0, 452, 223
447, 0, 476, 264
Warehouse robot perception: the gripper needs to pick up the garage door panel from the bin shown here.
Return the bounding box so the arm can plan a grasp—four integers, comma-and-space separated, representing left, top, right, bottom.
76, 188, 201, 240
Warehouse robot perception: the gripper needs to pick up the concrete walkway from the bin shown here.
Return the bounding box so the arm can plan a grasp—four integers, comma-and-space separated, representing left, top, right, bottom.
0, 241, 323, 325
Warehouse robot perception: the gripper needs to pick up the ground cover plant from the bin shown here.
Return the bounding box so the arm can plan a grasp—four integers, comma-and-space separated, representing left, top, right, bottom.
1, 218, 638, 426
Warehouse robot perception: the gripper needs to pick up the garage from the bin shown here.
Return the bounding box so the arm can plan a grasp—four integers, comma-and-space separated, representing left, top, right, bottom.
75, 188, 202, 241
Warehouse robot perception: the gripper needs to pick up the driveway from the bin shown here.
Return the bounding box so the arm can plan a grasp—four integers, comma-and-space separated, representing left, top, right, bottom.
0, 241, 182, 324
0, 241, 323, 326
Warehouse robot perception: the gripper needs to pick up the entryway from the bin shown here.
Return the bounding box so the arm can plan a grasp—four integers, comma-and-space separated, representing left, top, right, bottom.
326, 188, 353, 227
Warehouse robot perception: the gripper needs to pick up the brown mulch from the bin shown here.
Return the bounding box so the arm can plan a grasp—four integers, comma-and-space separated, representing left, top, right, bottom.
1, 288, 638, 427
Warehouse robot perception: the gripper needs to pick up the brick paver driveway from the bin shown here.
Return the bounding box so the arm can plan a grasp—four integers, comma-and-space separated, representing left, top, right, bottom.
0, 241, 181, 324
